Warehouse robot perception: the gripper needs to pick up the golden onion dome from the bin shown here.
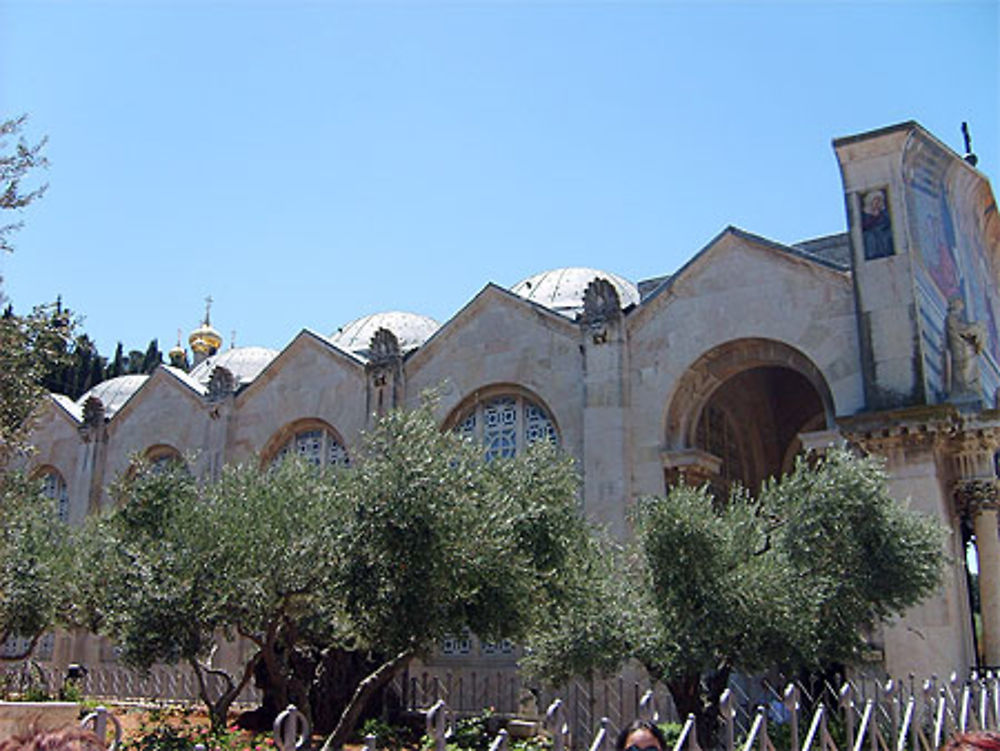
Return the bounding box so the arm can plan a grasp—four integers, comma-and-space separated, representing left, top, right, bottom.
189, 297, 223, 355
189, 322, 222, 354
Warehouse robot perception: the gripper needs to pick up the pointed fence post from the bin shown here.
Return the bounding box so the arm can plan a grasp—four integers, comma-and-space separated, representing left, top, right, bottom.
840, 683, 855, 751
801, 703, 826, 751
639, 689, 659, 723
546, 698, 569, 751
881, 679, 899, 751
81, 706, 123, 751
674, 714, 701, 751
739, 707, 764, 751
720, 689, 735, 751
274, 704, 311, 751
588, 717, 610, 751
784, 683, 800, 751
426, 699, 449, 751
489, 729, 510, 751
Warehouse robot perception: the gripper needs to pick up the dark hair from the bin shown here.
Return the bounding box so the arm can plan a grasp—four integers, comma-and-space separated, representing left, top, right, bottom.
0, 727, 105, 751
616, 719, 668, 751
942, 732, 1000, 751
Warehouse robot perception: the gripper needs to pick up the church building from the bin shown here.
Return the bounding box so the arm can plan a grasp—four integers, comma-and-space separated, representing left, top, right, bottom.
19, 121, 1000, 683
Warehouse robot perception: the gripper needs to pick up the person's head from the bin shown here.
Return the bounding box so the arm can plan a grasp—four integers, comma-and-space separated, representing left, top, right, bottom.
863, 190, 886, 216
616, 720, 668, 751
942, 731, 1000, 751
0, 727, 105, 751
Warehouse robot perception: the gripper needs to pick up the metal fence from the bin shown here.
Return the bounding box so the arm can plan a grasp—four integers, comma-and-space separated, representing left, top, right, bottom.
5, 659, 999, 751
1, 660, 261, 705
406, 669, 1000, 751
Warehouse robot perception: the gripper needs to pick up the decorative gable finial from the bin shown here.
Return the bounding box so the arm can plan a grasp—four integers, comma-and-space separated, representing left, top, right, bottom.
208, 366, 236, 401
580, 277, 622, 326
368, 327, 401, 366
81, 396, 106, 434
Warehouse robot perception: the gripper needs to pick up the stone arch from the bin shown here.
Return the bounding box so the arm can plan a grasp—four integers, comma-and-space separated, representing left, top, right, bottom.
444, 383, 560, 459
143, 443, 183, 464
260, 418, 351, 469
664, 338, 835, 492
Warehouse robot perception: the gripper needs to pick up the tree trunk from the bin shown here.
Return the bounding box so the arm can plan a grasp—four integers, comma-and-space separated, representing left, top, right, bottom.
320, 649, 413, 751
666, 666, 730, 751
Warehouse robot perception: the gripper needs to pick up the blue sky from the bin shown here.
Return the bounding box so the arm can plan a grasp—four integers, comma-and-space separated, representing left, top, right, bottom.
1, 0, 997, 358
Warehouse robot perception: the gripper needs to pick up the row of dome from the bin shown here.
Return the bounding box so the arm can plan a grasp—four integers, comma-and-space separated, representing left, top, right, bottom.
73, 267, 643, 415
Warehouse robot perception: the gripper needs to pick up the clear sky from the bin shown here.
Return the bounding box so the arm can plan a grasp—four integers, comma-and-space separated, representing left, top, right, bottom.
1, 0, 997, 358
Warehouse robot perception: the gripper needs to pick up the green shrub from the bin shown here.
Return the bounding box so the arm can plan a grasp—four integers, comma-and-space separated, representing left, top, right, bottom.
119, 709, 276, 751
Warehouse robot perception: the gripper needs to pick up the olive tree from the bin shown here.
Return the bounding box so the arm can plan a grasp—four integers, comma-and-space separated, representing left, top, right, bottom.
84, 457, 345, 730
86, 403, 593, 741
320, 404, 590, 749
0, 472, 75, 661
526, 448, 945, 745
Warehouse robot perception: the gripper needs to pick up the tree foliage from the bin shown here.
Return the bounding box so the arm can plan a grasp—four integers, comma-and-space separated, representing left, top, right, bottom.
84, 456, 344, 730
320, 405, 593, 749
84, 403, 593, 745
526, 448, 945, 744
1, 114, 48, 255
0, 302, 74, 464
0, 472, 75, 660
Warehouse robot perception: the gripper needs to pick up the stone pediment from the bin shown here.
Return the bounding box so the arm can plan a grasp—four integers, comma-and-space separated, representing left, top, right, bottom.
234, 329, 366, 406
404, 283, 578, 372
629, 226, 851, 331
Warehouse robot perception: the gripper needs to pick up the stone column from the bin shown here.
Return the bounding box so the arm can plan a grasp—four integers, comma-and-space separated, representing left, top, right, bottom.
205, 366, 236, 481
958, 479, 1000, 667
365, 328, 403, 426
580, 278, 630, 537
77, 396, 108, 513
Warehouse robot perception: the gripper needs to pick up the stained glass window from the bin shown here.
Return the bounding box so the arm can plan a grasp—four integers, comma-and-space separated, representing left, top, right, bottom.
40, 469, 69, 523
455, 394, 557, 460
275, 428, 350, 469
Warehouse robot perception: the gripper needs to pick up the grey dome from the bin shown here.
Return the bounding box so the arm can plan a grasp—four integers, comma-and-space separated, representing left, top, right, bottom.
330, 311, 440, 358
77, 375, 148, 417
511, 267, 640, 317
189, 346, 279, 387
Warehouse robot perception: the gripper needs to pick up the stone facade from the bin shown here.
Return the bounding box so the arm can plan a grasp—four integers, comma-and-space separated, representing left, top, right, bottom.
16, 121, 1000, 679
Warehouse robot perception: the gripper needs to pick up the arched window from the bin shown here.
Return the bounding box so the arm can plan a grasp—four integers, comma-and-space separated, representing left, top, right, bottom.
273, 427, 350, 469
1, 633, 54, 661
39, 468, 69, 523
144, 445, 187, 474
453, 393, 558, 460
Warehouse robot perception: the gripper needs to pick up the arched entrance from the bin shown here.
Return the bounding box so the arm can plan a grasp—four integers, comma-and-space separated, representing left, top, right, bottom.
664, 339, 834, 495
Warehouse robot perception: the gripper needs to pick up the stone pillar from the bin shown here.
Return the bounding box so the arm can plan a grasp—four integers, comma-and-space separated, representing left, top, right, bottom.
77, 396, 108, 513
205, 366, 236, 481
580, 278, 630, 537
957, 479, 1000, 667
365, 328, 403, 426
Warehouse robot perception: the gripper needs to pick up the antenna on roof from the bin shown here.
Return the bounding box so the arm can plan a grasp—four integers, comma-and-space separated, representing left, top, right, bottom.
961, 122, 978, 167
231, 330, 237, 350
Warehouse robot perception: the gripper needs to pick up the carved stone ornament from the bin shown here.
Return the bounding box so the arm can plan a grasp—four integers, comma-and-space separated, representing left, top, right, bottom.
368, 327, 401, 366
580, 278, 622, 327
81, 396, 106, 428
946, 297, 987, 401
954, 478, 1000, 515
207, 366, 236, 401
